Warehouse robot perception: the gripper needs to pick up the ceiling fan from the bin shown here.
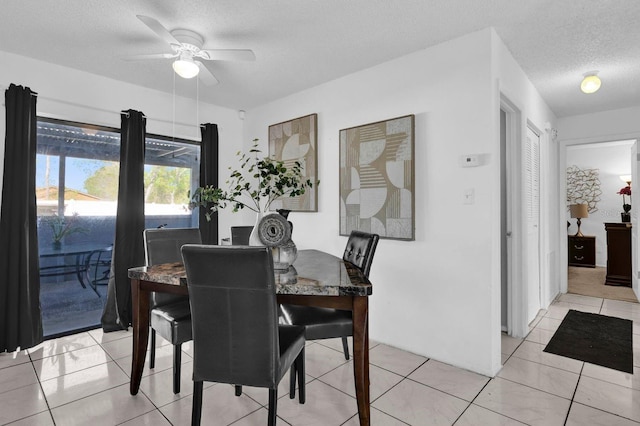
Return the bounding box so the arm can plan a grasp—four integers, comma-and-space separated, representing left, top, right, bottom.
122, 15, 256, 85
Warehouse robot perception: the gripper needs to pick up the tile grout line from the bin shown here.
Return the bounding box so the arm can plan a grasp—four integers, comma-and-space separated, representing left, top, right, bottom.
563, 363, 585, 426
493, 375, 574, 402
358, 357, 430, 425
37, 333, 159, 423
461, 378, 524, 426
28, 353, 58, 426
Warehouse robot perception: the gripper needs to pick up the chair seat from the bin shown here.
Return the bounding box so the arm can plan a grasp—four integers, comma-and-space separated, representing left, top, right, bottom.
151, 300, 192, 345
278, 325, 306, 381
280, 304, 352, 340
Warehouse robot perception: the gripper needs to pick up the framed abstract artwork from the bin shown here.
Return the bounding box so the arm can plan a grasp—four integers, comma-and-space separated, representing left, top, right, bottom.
268, 113, 318, 212
339, 115, 415, 240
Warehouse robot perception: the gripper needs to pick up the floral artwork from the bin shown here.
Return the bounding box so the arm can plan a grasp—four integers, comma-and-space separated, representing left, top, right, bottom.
566, 165, 601, 213
339, 115, 415, 240
268, 114, 318, 212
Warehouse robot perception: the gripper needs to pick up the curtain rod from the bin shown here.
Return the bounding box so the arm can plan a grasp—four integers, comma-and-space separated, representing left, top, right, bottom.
0, 83, 201, 128
0, 83, 38, 96
120, 110, 147, 119
43, 97, 194, 127
0, 83, 38, 106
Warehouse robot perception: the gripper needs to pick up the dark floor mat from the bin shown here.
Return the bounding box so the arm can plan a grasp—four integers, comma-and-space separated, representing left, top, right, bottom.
543, 309, 633, 373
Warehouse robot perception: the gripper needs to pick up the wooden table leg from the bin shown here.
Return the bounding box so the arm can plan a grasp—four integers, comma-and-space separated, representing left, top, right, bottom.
352, 296, 370, 426
130, 278, 150, 395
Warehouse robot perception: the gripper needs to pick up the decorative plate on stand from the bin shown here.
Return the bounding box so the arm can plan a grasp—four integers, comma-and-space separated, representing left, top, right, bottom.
257, 213, 297, 270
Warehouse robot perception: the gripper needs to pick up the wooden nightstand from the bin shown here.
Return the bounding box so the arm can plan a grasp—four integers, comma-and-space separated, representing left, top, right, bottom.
568, 235, 596, 268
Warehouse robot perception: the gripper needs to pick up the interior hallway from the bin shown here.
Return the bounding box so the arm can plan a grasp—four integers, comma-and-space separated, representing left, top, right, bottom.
568, 266, 638, 303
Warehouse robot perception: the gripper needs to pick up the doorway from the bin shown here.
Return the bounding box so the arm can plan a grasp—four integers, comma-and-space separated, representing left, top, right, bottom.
500, 98, 526, 338
563, 139, 638, 303
500, 109, 508, 331
500, 97, 546, 339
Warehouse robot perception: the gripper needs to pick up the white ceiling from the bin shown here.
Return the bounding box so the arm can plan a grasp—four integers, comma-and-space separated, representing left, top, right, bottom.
1, 0, 639, 118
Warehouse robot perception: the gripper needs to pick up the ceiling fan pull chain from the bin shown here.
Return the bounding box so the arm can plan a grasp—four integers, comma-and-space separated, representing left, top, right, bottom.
196, 76, 200, 139
172, 70, 176, 142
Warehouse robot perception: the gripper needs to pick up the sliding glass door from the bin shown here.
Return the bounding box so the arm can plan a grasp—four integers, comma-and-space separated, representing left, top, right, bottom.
36, 118, 199, 337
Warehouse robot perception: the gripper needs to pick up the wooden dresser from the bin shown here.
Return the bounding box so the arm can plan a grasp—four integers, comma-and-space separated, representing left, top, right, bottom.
568, 235, 596, 268
604, 222, 632, 287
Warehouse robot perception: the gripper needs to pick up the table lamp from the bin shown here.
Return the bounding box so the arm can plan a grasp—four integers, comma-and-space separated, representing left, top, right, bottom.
570, 204, 589, 237
620, 175, 632, 186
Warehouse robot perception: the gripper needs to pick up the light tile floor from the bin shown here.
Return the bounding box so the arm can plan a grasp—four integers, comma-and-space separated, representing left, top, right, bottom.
1, 294, 640, 425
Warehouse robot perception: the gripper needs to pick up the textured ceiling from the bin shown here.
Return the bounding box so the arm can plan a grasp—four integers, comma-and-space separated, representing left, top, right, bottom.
1, 0, 639, 117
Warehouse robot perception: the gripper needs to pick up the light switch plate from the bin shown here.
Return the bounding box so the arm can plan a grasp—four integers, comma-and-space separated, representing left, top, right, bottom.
464, 188, 475, 204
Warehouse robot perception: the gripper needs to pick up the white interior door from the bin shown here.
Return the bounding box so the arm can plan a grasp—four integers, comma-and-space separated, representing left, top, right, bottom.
500, 109, 509, 331
525, 126, 541, 323
632, 142, 638, 296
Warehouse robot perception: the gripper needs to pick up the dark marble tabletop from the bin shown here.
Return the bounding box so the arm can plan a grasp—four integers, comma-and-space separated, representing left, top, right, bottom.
128, 249, 372, 296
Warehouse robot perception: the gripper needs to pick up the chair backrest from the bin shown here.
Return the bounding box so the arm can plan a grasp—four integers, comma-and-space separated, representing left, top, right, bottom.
342, 230, 380, 278
181, 245, 280, 388
144, 228, 202, 266
143, 228, 202, 306
230, 226, 253, 245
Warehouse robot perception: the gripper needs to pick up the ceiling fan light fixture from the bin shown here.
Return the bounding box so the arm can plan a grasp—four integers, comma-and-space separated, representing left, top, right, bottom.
172, 54, 200, 79
580, 72, 601, 94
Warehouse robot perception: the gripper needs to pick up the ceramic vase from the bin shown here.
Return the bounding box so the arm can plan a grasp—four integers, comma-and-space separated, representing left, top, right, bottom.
248, 211, 265, 246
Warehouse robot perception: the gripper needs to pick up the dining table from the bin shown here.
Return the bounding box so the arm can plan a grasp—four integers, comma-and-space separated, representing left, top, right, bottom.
127, 248, 373, 425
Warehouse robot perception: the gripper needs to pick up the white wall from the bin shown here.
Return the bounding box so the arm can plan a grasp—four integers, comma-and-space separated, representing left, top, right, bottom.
244, 29, 503, 375
566, 141, 634, 266
0, 50, 244, 238
558, 106, 640, 143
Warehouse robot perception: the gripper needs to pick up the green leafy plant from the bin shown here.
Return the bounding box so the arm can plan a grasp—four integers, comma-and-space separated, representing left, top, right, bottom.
189, 139, 317, 221
43, 213, 88, 242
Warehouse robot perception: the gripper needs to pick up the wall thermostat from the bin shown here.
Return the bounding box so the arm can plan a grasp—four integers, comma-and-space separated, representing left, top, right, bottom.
459, 154, 481, 167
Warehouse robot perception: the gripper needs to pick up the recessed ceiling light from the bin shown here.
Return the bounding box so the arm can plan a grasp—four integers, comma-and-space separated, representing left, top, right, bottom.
580, 72, 601, 94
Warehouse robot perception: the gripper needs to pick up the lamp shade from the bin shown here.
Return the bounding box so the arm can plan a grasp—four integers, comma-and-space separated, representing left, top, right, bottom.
570, 203, 589, 219
620, 175, 632, 185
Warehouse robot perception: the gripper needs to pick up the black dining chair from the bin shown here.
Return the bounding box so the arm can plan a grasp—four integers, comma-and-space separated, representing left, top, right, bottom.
279, 230, 379, 396
230, 226, 254, 245
143, 227, 202, 394
181, 245, 306, 426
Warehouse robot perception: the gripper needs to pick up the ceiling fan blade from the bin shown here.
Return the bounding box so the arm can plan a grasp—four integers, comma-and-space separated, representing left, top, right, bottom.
120, 53, 178, 61
196, 61, 219, 86
198, 49, 256, 62
137, 15, 181, 47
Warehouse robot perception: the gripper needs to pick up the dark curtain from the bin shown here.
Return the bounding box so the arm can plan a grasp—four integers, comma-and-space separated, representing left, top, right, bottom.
199, 123, 219, 244
101, 110, 146, 331
0, 84, 43, 351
